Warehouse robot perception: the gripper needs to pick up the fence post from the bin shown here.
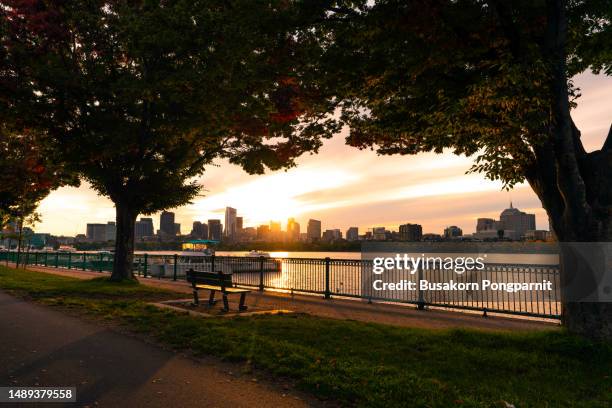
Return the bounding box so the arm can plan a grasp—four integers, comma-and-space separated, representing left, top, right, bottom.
34, 251, 38, 265
44, 251, 48, 267
417, 264, 425, 310
259, 256, 264, 291
68, 252, 72, 269
324, 257, 331, 299
82, 253, 87, 270
143, 253, 148, 278
211, 254, 215, 272
55, 252, 59, 268
173, 253, 178, 281
99, 252, 103, 272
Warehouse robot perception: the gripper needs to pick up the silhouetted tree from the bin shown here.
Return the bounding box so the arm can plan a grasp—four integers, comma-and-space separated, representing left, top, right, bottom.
1, 0, 337, 280
317, 0, 612, 338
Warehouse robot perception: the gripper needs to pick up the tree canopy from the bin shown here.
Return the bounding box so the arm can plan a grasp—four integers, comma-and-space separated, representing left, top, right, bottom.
0, 0, 338, 279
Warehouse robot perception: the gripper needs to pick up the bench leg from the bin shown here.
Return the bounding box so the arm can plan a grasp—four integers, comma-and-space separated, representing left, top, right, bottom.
222, 293, 229, 312
239, 293, 248, 311
192, 288, 199, 306
208, 290, 217, 305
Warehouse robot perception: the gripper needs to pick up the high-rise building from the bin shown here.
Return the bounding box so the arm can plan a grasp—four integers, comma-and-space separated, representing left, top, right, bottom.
287, 218, 300, 241
444, 225, 463, 239
160, 211, 175, 237
86, 223, 107, 242
135, 218, 154, 240
224, 207, 237, 239
267, 221, 281, 242
174, 223, 181, 236
346, 227, 359, 241
499, 202, 536, 238
307, 219, 321, 242
399, 223, 422, 241
105, 222, 116, 241
236, 217, 243, 231
372, 227, 387, 240
190, 221, 208, 239
322, 229, 342, 242
256, 224, 270, 241
208, 219, 222, 241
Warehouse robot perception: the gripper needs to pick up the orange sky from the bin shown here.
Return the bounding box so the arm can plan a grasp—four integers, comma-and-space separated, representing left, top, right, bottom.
37, 72, 612, 237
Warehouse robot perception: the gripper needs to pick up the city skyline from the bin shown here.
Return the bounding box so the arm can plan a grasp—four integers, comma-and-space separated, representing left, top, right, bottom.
34, 71, 612, 236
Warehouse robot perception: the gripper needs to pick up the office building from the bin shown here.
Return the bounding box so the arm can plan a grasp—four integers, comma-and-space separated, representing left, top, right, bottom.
160, 211, 175, 237
399, 223, 422, 241
190, 221, 208, 239
307, 219, 321, 242
86, 223, 107, 242
257, 224, 270, 241
476, 218, 499, 232
208, 219, 222, 241
236, 216, 243, 231
105, 222, 116, 241
135, 218, 154, 240
224, 207, 237, 239
444, 225, 463, 239
346, 227, 359, 241
287, 218, 300, 241
372, 227, 387, 241
174, 223, 181, 236
322, 229, 342, 242
499, 203, 536, 238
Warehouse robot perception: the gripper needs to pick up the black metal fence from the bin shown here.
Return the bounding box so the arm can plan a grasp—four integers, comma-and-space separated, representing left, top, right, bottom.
0, 251, 561, 319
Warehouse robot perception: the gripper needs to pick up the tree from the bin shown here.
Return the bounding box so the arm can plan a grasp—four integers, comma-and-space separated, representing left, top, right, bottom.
316, 0, 611, 338
0, 130, 76, 266
1, 1, 337, 280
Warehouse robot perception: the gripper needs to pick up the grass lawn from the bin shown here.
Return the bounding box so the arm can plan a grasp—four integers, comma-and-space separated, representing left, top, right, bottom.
0, 266, 610, 407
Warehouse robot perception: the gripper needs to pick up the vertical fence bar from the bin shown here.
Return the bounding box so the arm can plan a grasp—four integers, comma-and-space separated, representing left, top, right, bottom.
417, 263, 425, 310
44, 251, 48, 267
258, 256, 264, 291
68, 252, 72, 269
34, 251, 38, 265
324, 257, 331, 299
173, 253, 178, 281
143, 253, 148, 278
55, 252, 59, 268
99, 252, 103, 272
82, 253, 87, 270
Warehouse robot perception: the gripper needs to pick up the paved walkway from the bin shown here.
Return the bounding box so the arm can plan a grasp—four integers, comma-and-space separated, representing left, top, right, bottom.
0, 290, 317, 408
9, 264, 559, 332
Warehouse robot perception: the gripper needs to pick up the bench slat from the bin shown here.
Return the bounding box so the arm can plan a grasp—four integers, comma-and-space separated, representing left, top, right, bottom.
194, 284, 250, 293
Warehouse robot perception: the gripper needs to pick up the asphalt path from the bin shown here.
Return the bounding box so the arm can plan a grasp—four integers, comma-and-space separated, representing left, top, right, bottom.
0, 290, 315, 408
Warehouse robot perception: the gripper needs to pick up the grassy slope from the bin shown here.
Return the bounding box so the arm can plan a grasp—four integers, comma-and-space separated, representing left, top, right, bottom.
0, 266, 610, 407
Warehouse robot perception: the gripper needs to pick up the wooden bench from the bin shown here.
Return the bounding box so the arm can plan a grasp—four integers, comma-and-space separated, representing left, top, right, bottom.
186, 269, 250, 312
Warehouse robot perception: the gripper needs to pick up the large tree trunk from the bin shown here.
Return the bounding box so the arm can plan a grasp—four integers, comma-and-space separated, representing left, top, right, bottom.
111, 202, 138, 281
525, 0, 612, 340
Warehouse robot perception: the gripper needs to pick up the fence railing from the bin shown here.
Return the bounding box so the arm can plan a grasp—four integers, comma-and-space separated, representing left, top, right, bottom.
0, 251, 561, 319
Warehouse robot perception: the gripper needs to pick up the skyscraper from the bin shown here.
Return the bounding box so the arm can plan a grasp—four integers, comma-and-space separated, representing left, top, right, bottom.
160, 211, 175, 237
135, 218, 154, 240
236, 217, 243, 231
208, 219, 222, 241
307, 219, 321, 242
346, 227, 359, 241
287, 218, 300, 241
190, 221, 208, 239
224, 207, 237, 239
